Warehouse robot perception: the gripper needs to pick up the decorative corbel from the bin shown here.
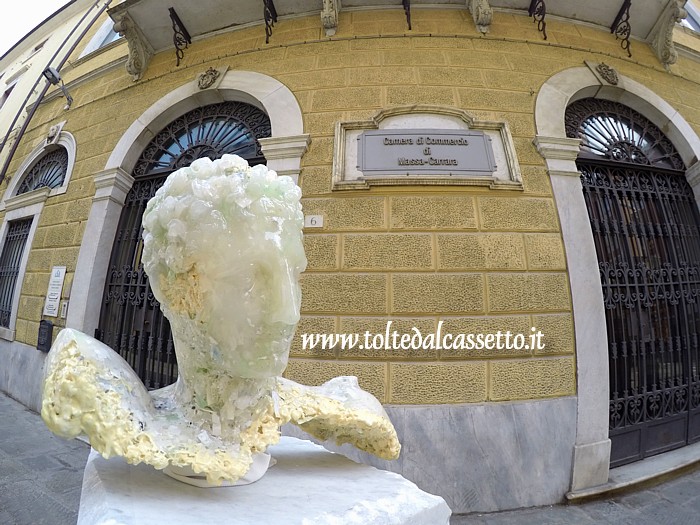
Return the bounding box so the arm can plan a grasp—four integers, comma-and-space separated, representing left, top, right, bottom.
113, 13, 153, 81
650, 0, 686, 70
468, 0, 493, 34
321, 0, 339, 37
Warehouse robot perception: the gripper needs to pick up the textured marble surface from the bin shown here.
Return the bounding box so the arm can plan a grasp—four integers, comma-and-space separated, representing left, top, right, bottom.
77, 437, 450, 525
284, 397, 577, 514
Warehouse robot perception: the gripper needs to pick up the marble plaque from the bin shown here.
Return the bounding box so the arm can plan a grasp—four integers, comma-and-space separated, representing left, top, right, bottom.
357, 129, 497, 177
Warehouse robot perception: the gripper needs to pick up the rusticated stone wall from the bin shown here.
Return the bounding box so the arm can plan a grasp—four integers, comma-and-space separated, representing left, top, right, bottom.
4, 7, 700, 407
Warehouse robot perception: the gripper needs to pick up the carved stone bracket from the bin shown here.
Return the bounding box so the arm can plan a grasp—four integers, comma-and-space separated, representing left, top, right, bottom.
113, 13, 153, 81
650, 0, 687, 70
321, 0, 339, 37
468, 0, 492, 34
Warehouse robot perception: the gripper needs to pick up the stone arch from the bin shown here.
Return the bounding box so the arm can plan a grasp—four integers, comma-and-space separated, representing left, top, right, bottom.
3, 127, 76, 201
105, 69, 308, 181
67, 70, 308, 335
534, 64, 700, 493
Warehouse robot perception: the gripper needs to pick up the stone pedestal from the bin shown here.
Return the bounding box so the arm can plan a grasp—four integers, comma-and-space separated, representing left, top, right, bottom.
77, 437, 451, 525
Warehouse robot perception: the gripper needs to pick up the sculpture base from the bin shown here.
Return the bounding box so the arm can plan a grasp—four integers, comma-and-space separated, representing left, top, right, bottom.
77, 437, 451, 525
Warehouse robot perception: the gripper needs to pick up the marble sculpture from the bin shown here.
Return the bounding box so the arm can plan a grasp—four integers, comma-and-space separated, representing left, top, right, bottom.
41, 155, 400, 485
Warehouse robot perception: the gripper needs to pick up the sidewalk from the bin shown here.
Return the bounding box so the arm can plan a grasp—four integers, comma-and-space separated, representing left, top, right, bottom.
2, 389, 700, 525
0, 392, 89, 525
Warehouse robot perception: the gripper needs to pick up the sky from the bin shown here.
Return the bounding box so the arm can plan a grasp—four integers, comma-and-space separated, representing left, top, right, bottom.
0, 1, 69, 57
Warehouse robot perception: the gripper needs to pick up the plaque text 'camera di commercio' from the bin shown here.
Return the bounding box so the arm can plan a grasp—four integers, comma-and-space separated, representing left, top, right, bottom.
357, 129, 497, 177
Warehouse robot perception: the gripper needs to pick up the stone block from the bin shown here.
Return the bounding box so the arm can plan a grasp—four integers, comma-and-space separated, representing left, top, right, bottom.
389, 362, 487, 404
348, 66, 417, 86
303, 112, 342, 137
390, 195, 476, 230
312, 87, 382, 111
301, 273, 387, 314
392, 274, 484, 314
284, 359, 387, 401
472, 39, 532, 55
303, 234, 338, 270
302, 197, 386, 231
42, 224, 79, 249
417, 67, 484, 87
254, 56, 317, 76
299, 166, 332, 196
412, 37, 473, 49
506, 56, 564, 76
514, 136, 546, 165
532, 314, 575, 355
520, 165, 552, 195
489, 357, 576, 401
386, 86, 456, 107
445, 50, 510, 70
478, 197, 558, 231
66, 198, 93, 223
302, 136, 334, 165
382, 50, 447, 66
318, 52, 381, 68
78, 439, 451, 525
525, 233, 567, 270
338, 317, 438, 359
280, 69, 346, 92
437, 233, 525, 270
351, 10, 408, 23
439, 315, 533, 359
349, 37, 411, 50
457, 87, 535, 113
38, 203, 68, 227
290, 316, 337, 358
25, 249, 52, 272
487, 273, 570, 312
342, 234, 433, 270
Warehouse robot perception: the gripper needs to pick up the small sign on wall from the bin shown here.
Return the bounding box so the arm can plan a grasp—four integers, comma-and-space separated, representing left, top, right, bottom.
43, 266, 66, 317
304, 215, 324, 228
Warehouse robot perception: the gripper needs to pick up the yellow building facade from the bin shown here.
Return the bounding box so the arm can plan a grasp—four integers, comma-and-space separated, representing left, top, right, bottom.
1, 0, 699, 514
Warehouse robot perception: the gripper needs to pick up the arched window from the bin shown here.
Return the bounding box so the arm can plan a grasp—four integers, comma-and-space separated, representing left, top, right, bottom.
15, 147, 68, 195
133, 101, 269, 177
566, 98, 684, 170
96, 101, 271, 389
566, 97, 700, 468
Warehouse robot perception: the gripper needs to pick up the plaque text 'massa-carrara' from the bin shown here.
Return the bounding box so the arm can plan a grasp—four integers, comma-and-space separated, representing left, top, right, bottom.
358, 129, 496, 177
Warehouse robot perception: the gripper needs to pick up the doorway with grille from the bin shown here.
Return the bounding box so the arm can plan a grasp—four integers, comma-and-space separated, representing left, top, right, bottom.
566, 98, 700, 467
95, 100, 271, 389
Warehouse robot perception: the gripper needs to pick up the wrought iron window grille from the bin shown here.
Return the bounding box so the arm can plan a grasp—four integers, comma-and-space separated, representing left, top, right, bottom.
15, 147, 68, 196
567, 98, 700, 467
565, 98, 684, 171
0, 218, 32, 328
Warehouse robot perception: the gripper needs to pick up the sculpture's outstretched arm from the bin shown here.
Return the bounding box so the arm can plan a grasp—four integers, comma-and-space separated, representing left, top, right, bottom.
276, 376, 401, 460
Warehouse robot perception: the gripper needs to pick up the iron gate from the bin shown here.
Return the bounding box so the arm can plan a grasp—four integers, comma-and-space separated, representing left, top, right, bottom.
95, 101, 271, 389
567, 98, 700, 467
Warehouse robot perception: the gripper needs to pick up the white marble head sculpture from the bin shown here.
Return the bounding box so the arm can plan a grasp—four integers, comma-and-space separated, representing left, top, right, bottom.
142, 154, 306, 381
42, 155, 400, 486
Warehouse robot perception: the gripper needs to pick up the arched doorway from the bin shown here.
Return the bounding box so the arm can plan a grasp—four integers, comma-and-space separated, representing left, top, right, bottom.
95, 100, 271, 389
566, 97, 700, 467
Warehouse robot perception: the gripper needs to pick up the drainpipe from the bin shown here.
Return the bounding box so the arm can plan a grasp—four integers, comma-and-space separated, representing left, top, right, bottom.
0, 0, 112, 185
